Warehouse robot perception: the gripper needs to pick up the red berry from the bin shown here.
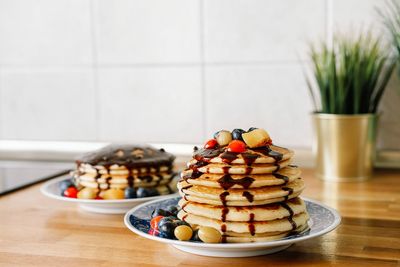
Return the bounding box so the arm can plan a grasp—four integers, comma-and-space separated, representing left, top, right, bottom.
95, 196, 103, 200
227, 140, 246, 153
150, 215, 164, 230
148, 229, 158, 235
204, 139, 218, 149
63, 186, 78, 198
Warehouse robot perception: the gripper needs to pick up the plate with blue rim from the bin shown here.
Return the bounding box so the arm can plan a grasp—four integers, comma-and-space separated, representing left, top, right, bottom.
124, 196, 341, 257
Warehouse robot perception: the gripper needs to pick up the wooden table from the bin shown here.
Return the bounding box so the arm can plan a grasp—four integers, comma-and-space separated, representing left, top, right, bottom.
0, 168, 399, 266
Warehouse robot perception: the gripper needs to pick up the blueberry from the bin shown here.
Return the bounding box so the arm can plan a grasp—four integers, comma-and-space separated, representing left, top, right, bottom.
159, 221, 176, 239
213, 131, 221, 139
137, 187, 160, 198
232, 129, 245, 141
191, 229, 202, 242
166, 205, 179, 215
59, 179, 74, 194
158, 216, 176, 228
151, 208, 172, 218
124, 187, 137, 199
175, 220, 190, 227
248, 127, 258, 132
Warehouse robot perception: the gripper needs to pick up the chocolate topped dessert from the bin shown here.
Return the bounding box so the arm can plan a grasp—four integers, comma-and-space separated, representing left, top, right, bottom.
70, 144, 176, 200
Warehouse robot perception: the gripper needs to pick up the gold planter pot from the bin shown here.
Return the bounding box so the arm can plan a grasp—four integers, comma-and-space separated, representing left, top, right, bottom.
312, 113, 378, 182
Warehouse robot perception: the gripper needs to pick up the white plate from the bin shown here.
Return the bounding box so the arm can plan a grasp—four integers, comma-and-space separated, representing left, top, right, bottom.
124, 196, 341, 257
40, 176, 179, 214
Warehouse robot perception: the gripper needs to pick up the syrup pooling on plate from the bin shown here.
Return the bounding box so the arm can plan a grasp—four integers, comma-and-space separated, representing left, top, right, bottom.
66, 144, 177, 200
177, 128, 310, 243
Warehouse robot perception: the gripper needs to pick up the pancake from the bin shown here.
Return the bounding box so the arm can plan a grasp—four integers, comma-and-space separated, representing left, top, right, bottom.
179, 197, 306, 222
188, 159, 291, 175
78, 163, 172, 176
178, 178, 305, 206
73, 171, 174, 188
181, 165, 301, 189
183, 192, 302, 206
178, 210, 309, 234
223, 224, 309, 243
72, 144, 176, 199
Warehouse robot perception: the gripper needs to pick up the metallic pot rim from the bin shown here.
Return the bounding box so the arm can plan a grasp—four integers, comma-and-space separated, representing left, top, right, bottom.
312, 113, 378, 120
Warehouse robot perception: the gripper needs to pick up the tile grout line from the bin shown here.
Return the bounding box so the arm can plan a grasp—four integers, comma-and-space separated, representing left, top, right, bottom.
0, 60, 313, 69
200, 0, 207, 141
89, 0, 100, 141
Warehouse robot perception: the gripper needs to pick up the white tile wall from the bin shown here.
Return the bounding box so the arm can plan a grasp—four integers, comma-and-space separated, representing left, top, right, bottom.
204, 0, 326, 63
332, 0, 384, 35
0, 0, 93, 66
0, 0, 398, 151
205, 64, 313, 148
97, 67, 203, 143
0, 69, 96, 140
94, 0, 201, 64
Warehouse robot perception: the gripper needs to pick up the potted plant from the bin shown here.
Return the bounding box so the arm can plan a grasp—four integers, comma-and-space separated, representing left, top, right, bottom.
306, 32, 396, 181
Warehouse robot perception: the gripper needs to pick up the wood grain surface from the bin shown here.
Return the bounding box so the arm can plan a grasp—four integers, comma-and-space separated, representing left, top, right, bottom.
0, 164, 399, 267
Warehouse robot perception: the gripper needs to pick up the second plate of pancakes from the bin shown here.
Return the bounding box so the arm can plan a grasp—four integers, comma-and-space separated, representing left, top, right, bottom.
41, 175, 179, 214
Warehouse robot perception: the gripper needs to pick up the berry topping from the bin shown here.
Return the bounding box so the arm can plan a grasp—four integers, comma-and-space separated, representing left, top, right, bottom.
59, 179, 74, 194
231, 128, 245, 141
215, 130, 233, 147
159, 221, 176, 239
227, 140, 246, 153
137, 187, 159, 198
166, 205, 179, 216
204, 139, 218, 149
150, 215, 164, 231
151, 208, 173, 218
63, 186, 78, 198
124, 187, 137, 199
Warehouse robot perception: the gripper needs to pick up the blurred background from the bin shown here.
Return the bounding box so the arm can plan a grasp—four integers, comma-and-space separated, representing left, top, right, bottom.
0, 0, 399, 156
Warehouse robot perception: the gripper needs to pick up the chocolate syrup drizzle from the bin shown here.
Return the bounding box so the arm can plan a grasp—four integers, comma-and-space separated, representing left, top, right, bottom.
280, 202, 297, 230
273, 172, 289, 185
217, 175, 255, 190
221, 207, 229, 222
219, 191, 230, 206
242, 191, 254, 203
282, 186, 294, 201
248, 213, 255, 236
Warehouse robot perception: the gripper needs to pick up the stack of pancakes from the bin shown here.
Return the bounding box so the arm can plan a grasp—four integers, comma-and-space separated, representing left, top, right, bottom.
72, 144, 176, 197
177, 144, 309, 243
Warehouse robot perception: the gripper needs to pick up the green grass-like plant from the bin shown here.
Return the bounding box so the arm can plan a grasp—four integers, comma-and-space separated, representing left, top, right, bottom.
307, 33, 396, 114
